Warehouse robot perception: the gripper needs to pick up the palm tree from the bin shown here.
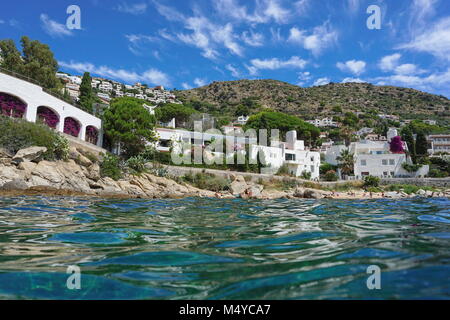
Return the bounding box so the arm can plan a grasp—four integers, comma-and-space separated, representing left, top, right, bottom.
336, 149, 355, 177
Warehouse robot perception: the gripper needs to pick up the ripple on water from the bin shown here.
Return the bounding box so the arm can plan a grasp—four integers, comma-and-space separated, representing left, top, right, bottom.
0, 196, 449, 299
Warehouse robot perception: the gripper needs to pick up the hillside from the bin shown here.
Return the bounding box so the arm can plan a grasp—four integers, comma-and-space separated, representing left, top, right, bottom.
176, 80, 450, 123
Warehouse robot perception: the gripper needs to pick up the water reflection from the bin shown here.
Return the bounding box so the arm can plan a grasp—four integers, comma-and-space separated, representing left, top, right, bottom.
0, 196, 449, 299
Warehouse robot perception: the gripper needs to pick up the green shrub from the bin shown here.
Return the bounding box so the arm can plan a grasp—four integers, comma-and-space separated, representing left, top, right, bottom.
363, 175, 380, 188
126, 155, 147, 174
276, 164, 291, 176
323, 170, 338, 181
0, 116, 69, 160
301, 171, 312, 180
100, 153, 123, 180
182, 172, 230, 192
428, 169, 447, 178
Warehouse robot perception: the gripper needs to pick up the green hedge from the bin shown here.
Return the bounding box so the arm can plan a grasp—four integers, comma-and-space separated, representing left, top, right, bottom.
0, 116, 69, 160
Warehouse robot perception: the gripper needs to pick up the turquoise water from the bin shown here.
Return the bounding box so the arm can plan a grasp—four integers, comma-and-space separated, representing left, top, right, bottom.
0, 196, 449, 300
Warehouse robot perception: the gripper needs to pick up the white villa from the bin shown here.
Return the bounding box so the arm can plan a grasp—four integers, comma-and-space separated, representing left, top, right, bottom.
0, 71, 103, 147
428, 134, 450, 155
249, 130, 321, 179
325, 129, 429, 179
306, 117, 339, 128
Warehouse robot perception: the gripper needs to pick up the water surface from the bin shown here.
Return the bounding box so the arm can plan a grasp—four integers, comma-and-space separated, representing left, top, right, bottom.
0, 196, 449, 299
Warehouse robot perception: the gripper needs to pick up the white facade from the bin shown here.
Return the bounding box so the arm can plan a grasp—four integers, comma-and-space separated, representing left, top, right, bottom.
0, 72, 103, 146
325, 138, 429, 178
307, 117, 338, 128
249, 131, 321, 179
428, 135, 450, 154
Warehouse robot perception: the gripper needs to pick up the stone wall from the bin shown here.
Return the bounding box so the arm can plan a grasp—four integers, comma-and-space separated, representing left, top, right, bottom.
381, 178, 450, 188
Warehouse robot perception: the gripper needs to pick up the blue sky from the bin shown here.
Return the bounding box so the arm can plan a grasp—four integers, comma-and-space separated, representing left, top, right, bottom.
1, 0, 450, 97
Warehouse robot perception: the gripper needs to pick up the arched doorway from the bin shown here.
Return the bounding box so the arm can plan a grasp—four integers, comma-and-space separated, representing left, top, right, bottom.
36, 106, 60, 129
0, 92, 27, 118
85, 126, 99, 145
64, 117, 81, 137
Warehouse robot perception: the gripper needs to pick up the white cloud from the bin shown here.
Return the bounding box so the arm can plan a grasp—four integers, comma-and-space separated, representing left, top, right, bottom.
288, 22, 338, 56
336, 60, 366, 75
313, 77, 331, 86
40, 14, 73, 38
399, 17, 450, 61
394, 63, 424, 75
379, 53, 402, 72
116, 2, 147, 15
213, 0, 292, 24
241, 30, 264, 47
296, 71, 311, 86
181, 82, 193, 90
0, 20, 4, 24
226, 64, 241, 78
194, 78, 207, 87
248, 56, 307, 74
342, 77, 366, 83
373, 68, 450, 96
59, 61, 170, 86
154, 4, 243, 59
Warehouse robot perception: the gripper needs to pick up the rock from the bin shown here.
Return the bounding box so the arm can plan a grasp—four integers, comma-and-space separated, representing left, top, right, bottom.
69, 147, 92, 167
0, 166, 22, 182
31, 161, 64, 184
0, 158, 12, 166
230, 176, 248, 195
385, 191, 402, 199
86, 163, 101, 181
425, 190, 433, 197
293, 187, 305, 198
0, 148, 13, 158
12, 147, 47, 164
246, 185, 263, 198
18, 161, 37, 172
417, 189, 426, 196
1, 178, 28, 191
303, 188, 325, 199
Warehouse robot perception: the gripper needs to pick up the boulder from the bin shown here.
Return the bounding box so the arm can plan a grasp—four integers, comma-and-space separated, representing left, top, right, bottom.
31, 161, 64, 184
417, 189, 426, 196
69, 147, 93, 167
18, 161, 37, 172
12, 147, 47, 164
0, 158, 12, 166
230, 176, 248, 195
385, 191, 402, 199
0, 148, 13, 158
1, 178, 28, 191
86, 163, 101, 181
303, 188, 325, 199
293, 187, 305, 198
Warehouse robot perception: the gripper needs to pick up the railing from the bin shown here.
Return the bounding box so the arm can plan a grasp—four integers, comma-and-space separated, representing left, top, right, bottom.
0, 66, 90, 114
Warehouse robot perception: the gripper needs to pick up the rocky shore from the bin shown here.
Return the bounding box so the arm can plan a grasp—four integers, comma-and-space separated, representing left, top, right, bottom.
1, 146, 449, 200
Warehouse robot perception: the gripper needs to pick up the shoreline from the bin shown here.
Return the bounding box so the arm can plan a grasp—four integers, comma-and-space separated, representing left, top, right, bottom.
1, 146, 449, 201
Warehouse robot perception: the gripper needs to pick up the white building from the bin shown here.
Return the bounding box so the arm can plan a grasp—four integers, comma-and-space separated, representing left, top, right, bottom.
428, 135, 450, 154
0, 71, 103, 146
249, 131, 321, 179
325, 129, 429, 179
98, 82, 113, 92
306, 117, 338, 128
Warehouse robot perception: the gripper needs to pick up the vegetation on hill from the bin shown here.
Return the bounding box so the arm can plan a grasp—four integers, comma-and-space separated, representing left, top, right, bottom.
176, 79, 450, 125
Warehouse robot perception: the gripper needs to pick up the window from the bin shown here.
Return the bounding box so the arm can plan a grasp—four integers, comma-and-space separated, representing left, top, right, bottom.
382, 159, 388, 165
383, 172, 388, 176
389, 159, 395, 165
360, 160, 367, 166
285, 153, 296, 161
390, 171, 395, 176
310, 165, 314, 172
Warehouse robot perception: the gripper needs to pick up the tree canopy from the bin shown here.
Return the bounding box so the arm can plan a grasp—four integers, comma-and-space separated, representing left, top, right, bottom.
244, 111, 320, 145
103, 97, 156, 158
79, 72, 94, 113
0, 36, 60, 89
155, 103, 197, 125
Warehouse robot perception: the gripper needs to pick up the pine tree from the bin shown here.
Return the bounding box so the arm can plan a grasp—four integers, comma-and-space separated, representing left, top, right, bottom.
79, 72, 94, 113
415, 132, 428, 156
